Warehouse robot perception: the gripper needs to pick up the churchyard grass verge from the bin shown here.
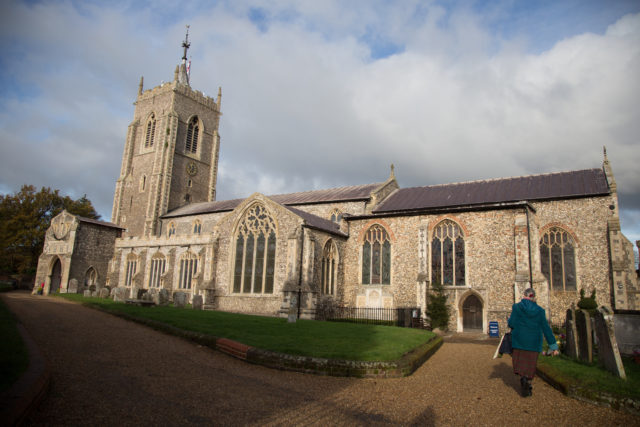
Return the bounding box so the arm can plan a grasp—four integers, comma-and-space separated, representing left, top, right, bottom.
55, 293, 435, 362
0, 298, 28, 393
537, 353, 640, 401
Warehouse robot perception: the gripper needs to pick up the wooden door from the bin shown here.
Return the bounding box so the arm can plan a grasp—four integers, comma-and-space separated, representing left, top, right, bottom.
462, 294, 482, 330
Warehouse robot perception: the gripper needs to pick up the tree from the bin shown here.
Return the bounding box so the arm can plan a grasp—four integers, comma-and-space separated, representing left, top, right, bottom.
426, 280, 450, 330
0, 185, 100, 277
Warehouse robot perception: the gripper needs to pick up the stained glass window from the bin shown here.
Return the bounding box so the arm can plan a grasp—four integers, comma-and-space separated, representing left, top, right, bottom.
540, 227, 577, 291
431, 220, 465, 286
362, 225, 390, 284
148, 255, 166, 288
232, 204, 276, 294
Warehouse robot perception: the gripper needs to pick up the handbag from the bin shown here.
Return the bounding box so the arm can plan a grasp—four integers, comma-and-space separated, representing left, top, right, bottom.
499, 332, 513, 355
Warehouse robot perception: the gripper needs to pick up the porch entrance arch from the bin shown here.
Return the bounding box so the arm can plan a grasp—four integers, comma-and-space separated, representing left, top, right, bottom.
462, 294, 482, 331
50, 258, 62, 294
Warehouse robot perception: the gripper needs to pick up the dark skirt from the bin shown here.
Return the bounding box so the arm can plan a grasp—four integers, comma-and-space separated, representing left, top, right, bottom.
512, 348, 539, 379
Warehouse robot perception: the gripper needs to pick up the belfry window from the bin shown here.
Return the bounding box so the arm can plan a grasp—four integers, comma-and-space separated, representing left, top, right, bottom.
145, 114, 156, 147
431, 220, 465, 286
321, 240, 338, 295
186, 116, 199, 153
178, 252, 198, 289
149, 255, 166, 288
540, 227, 577, 291
232, 203, 276, 294
362, 224, 391, 285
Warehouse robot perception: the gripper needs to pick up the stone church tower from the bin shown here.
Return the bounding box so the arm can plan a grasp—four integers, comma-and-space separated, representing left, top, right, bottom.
112, 28, 222, 237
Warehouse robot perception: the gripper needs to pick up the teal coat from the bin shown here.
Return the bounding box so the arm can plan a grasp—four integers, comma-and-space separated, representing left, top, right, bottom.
508, 299, 558, 353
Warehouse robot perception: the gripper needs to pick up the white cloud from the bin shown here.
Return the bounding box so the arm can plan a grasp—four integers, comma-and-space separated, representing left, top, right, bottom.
0, 1, 638, 241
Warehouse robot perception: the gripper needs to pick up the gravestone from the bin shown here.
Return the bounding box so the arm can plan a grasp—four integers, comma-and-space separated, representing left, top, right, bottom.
141, 291, 154, 302
192, 294, 203, 310
113, 287, 127, 303
593, 308, 626, 379
68, 279, 79, 294
137, 288, 148, 300
575, 309, 593, 363
91, 291, 98, 297
83, 289, 92, 298
174, 292, 187, 308
98, 288, 110, 298
131, 286, 140, 300
564, 308, 579, 359
157, 289, 169, 306
288, 294, 298, 323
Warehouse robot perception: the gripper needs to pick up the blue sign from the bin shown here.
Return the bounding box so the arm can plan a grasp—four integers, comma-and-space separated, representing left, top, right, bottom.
489, 321, 499, 337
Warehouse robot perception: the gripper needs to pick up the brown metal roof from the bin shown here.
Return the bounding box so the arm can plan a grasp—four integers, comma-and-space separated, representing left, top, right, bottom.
373, 169, 610, 213
163, 182, 381, 218
285, 206, 347, 237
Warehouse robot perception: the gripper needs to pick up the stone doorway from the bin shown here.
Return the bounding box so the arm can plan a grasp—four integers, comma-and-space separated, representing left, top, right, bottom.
50, 258, 62, 294
462, 294, 482, 331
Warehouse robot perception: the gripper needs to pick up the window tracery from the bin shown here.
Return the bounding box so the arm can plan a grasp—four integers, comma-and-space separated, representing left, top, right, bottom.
193, 220, 202, 235
178, 252, 198, 289
167, 222, 176, 238
362, 224, 391, 285
125, 254, 137, 287
321, 240, 337, 295
330, 209, 343, 224
145, 114, 156, 147
431, 220, 465, 286
186, 116, 199, 153
232, 204, 276, 294
149, 254, 166, 288
540, 227, 577, 291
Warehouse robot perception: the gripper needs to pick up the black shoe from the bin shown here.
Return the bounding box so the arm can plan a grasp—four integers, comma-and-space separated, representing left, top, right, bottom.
520, 376, 532, 397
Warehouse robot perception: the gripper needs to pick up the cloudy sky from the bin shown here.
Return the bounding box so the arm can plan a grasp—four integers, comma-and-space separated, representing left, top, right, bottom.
1, 0, 639, 252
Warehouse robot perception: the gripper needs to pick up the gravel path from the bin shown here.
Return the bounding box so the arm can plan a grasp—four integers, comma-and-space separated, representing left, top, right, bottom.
3, 292, 638, 426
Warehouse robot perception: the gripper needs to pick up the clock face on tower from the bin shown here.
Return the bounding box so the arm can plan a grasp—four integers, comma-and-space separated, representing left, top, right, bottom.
186, 161, 198, 176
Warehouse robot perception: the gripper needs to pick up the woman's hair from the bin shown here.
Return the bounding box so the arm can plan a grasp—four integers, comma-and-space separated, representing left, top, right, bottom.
524, 288, 536, 298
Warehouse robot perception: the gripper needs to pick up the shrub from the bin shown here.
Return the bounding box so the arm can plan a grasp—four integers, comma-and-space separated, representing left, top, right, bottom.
577, 288, 597, 311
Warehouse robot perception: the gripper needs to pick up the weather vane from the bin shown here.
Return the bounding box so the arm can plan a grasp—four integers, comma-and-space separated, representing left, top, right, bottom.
182, 25, 191, 61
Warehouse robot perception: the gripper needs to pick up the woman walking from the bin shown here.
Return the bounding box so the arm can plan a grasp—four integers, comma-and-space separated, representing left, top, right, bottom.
508, 288, 559, 397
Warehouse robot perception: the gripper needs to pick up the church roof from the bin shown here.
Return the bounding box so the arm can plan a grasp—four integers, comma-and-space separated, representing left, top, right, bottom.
163, 182, 383, 218
373, 168, 610, 214
78, 216, 124, 229
285, 206, 347, 237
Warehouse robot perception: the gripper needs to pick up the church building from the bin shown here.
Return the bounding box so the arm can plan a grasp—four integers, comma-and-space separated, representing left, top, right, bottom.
34, 34, 639, 332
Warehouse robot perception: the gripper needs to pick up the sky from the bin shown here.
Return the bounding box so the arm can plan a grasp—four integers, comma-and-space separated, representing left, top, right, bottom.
1, 0, 639, 259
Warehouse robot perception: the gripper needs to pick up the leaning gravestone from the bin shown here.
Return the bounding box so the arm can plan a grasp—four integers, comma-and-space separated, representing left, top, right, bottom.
192, 294, 203, 310
174, 291, 187, 308
99, 288, 110, 298
593, 308, 626, 379
564, 308, 579, 359
68, 279, 79, 294
113, 287, 127, 303
575, 309, 593, 363
83, 289, 92, 298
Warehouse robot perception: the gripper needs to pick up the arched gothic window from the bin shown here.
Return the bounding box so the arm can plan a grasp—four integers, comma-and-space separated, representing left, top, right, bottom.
233, 204, 276, 294
178, 252, 198, 289
167, 222, 176, 238
330, 209, 343, 224
540, 227, 577, 291
193, 220, 202, 235
148, 254, 166, 288
145, 114, 156, 147
431, 220, 465, 286
321, 240, 338, 295
124, 254, 137, 287
186, 116, 199, 153
84, 267, 97, 287
362, 224, 391, 285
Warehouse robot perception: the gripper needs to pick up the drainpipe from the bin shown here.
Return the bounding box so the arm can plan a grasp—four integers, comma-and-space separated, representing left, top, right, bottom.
297, 226, 306, 319
524, 204, 533, 287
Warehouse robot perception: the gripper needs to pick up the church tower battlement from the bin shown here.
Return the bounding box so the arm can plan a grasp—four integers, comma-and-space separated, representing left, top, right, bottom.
112, 27, 222, 237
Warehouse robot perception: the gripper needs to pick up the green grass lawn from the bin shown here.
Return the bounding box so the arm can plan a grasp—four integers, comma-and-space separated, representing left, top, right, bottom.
538, 352, 640, 400
55, 293, 435, 361
0, 298, 29, 393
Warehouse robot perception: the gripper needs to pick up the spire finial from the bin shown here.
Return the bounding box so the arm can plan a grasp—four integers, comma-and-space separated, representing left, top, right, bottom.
182, 25, 191, 61
603, 145, 608, 163
390, 163, 395, 179
138, 76, 144, 95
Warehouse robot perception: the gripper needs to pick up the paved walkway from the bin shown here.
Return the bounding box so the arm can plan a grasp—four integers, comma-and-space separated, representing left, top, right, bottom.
3, 292, 638, 426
